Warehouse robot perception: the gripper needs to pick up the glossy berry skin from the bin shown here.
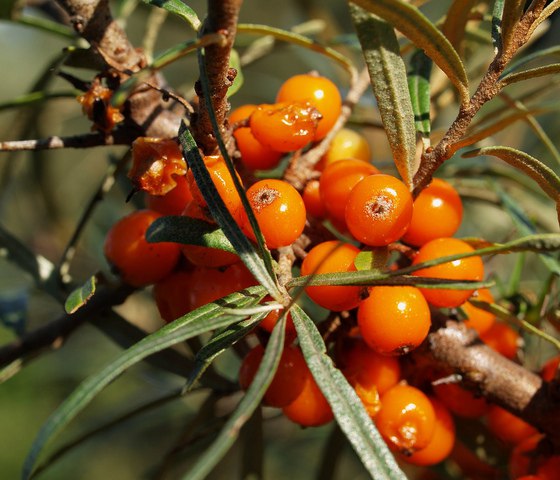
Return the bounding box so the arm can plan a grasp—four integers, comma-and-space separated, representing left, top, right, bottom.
259, 304, 297, 342
541, 355, 560, 381
104, 209, 180, 287
375, 384, 436, 455
319, 159, 380, 223
461, 288, 496, 335
411, 237, 484, 308
282, 366, 333, 427
276, 73, 341, 140
357, 286, 431, 356
340, 340, 401, 417
302, 180, 327, 219
317, 128, 371, 170
239, 344, 307, 408
186, 154, 244, 224
300, 240, 361, 312
433, 382, 490, 418
402, 178, 463, 246
240, 179, 306, 249
145, 174, 193, 216
480, 321, 520, 360
345, 174, 413, 247
404, 397, 455, 467
153, 263, 256, 322
180, 201, 239, 268
250, 102, 320, 152
230, 104, 283, 170
486, 405, 538, 446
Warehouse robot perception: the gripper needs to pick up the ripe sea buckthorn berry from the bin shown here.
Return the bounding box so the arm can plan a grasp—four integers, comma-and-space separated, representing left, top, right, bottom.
282, 365, 333, 427
319, 159, 380, 223
180, 200, 239, 268
537, 455, 560, 479
411, 237, 484, 308
433, 382, 490, 418
276, 73, 342, 140
357, 286, 431, 355
345, 174, 413, 247
128, 137, 187, 196
541, 355, 560, 381
240, 179, 306, 249
104, 209, 180, 287
249, 102, 320, 152
229, 104, 283, 170
509, 434, 545, 479
145, 174, 193, 216
375, 384, 436, 455
300, 240, 361, 312
239, 344, 307, 408
186, 154, 244, 224
402, 178, 463, 246
316, 127, 371, 171
154, 262, 256, 322
486, 405, 538, 446
302, 180, 327, 219
404, 397, 455, 466
258, 301, 297, 342
480, 321, 521, 360
340, 340, 401, 417
461, 288, 496, 335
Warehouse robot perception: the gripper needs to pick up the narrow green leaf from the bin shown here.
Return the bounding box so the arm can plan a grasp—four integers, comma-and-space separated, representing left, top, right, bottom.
290, 305, 406, 480
491, 0, 505, 52
492, 183, 560, 275
141, 0, 201, 30
462, 146, 560, 209
64, 276, 97, 315
184, 314, 263, 392
16, 16, 75, 39
350, 4, 417, 188
178, 124, 282, 299
441, 0, 478, 55
0, 91, 79, 111
22, 286, 266, 479
227, 49, 243, 97
350, 0, 470, 107
408, 49, 432, 139
501, 46, 560, 78
183, 314, 286, 480
501, 64, 560, 87
354, 247, 390, 271
146, 215, 236, 254
527, 0, 560, 39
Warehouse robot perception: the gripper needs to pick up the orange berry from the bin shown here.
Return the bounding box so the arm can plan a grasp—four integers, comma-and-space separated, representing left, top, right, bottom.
404, 397, 455, 466
153, 262, 256, 322
259, 303, 297, 341
302, 180, 327, 219
319, 158, 380, 223
249, 102, 320, 152
239, 344, 307, 408
487, 405, 538, 446
145, 174, 193, 216
402, 178, 463, 246
411, 237, 484, 308
538, 455, 560, 480
104, 209, 180, 287
375, 384, 436, 455
541, 355, 560, 381
317, 128, 371, 170
180, 201, 239, 268
357, 286, 431, 355
282, 366, 333, 427
186, 154, 244, 224
480, 321, 521, 360
345, 174, 413, 246
240, 179, 306, 249
509, 434, 545, 479
433, 382, 490, 418
230, 104, 283, 170
461, 288, 496, 335
276, 73, 341, 140
300, 240, 361, 312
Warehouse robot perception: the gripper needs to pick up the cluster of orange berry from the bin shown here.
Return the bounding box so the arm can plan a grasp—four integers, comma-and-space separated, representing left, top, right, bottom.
102, 72, 558, 476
